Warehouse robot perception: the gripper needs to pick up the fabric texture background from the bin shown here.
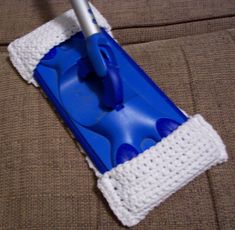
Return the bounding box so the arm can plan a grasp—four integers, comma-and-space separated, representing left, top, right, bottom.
0, 0, 235, 229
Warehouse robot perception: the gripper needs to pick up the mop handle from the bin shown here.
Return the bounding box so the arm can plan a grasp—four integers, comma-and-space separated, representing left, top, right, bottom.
70, 0, 124, 109
70, 0, 101, 38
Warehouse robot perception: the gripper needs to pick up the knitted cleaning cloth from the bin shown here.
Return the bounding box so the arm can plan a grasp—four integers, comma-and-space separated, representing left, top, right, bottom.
8, 4, 111, 87
8, 5, 228, 227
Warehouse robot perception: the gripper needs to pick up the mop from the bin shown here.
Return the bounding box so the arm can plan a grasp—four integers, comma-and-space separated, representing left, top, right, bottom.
8, 0, 228, 227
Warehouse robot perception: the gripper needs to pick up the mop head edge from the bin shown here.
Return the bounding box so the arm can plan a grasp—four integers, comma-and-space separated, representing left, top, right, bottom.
7, 3, 111, 87
97, 114, 227, 227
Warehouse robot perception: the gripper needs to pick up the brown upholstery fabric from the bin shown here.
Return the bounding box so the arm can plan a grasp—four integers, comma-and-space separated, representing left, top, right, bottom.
1, 0, 235, 43
0, 1, 235, 229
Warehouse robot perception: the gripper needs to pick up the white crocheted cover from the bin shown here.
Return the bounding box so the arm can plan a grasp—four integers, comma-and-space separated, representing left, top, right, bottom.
8, 4, 111, 87
8, 6, 228, 227
98, 115, 227, 226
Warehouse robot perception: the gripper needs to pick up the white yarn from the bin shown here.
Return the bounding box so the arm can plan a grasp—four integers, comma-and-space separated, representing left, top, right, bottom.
98, 115, 227, 226
8, 7, 228, 227
8, 4, 111, 87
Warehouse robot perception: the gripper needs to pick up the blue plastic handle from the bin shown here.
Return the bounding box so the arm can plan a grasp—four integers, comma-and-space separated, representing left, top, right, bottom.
86, 32, 123, 109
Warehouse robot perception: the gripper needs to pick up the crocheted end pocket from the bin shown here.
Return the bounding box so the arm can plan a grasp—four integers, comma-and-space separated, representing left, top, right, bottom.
7, 3, 112, 87
97, 114, 228, 227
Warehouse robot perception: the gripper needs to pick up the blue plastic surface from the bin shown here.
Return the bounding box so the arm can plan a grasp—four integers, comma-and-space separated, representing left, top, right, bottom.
34, 30, 188, 173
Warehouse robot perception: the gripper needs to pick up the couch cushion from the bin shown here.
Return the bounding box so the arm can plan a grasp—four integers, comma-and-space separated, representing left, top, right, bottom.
0, 0, 235, 43
0, 28, 234, 229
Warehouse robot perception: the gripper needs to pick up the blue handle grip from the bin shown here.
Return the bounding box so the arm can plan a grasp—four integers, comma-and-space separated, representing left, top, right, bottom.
86, 32, 123, 109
